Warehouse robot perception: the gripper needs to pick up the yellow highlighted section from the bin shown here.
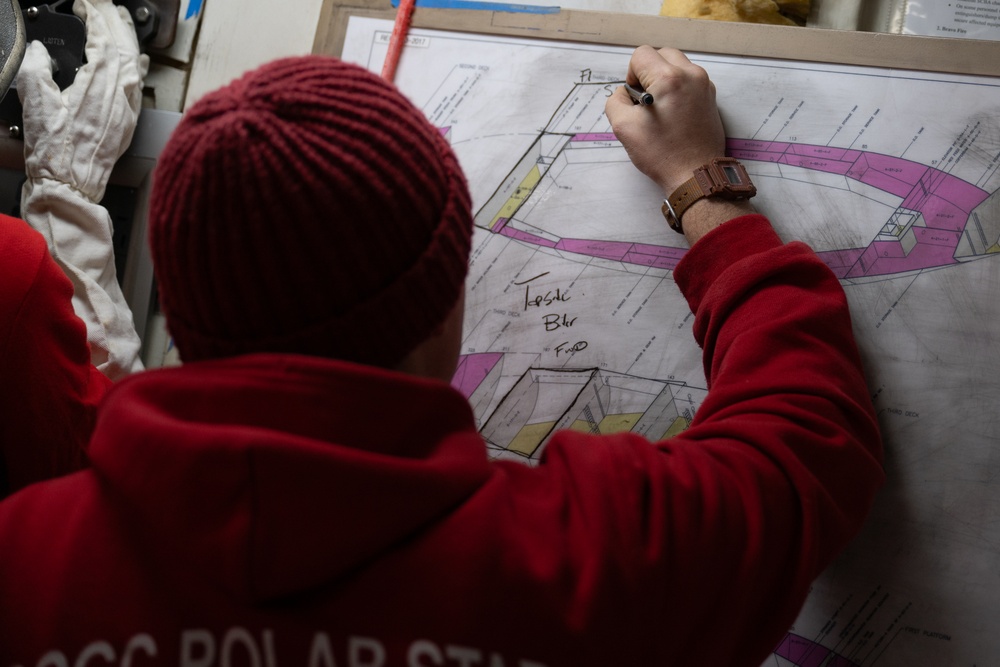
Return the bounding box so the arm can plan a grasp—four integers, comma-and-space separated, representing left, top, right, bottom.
660, 416, 690, 440
597, 412, 643, 434
490, 165, 542, 230
570, 412, 643, 435
987, 243, 999, 254
507, 420, 555, 457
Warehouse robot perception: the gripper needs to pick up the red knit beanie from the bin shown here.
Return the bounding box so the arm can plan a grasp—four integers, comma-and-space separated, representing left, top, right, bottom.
149, 56, 473, 367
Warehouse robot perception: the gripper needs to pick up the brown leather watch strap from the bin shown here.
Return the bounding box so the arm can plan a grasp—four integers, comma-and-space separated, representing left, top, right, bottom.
661, 158, 756, 234
661, 176, 704, 233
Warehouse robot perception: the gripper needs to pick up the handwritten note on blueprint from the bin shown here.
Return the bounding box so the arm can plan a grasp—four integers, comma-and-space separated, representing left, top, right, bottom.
341, 17, 1000, 665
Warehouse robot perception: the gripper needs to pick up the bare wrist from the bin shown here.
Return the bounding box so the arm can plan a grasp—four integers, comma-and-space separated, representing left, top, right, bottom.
680, 199, 757, 246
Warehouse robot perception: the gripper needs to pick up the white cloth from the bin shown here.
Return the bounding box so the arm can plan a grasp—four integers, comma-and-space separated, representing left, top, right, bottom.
17, 0, 149, 381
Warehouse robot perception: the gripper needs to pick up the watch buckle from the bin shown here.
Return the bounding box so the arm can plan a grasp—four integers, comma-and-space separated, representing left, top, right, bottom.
661, 198, 684, 234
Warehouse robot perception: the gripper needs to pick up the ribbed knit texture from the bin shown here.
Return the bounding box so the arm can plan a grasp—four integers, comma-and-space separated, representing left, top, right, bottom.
149, 56, 473, 367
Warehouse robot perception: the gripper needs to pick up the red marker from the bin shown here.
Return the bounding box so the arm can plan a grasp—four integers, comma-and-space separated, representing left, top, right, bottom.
381, 0, 416, 82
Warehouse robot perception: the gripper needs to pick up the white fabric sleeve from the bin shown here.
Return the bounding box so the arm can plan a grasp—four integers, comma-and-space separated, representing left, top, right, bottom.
16, 0, 149, 380
21, 178, 143, 380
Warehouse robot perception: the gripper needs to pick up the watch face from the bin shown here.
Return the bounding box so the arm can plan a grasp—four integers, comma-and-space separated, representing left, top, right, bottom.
706, 158, 756, 197
666, 157, 758, 232
722, 164, 743, 185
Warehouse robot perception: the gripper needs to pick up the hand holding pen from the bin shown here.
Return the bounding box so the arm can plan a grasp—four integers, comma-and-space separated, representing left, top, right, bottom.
624, 83, 654, 106
605, 45, 727, 197
607, 45, 755, 244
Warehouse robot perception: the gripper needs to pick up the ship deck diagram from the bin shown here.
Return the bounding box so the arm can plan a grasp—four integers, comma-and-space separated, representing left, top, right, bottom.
343, 18, 1000, 666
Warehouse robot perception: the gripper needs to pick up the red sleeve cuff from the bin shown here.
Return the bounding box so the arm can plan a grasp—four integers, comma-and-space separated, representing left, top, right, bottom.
673, 214, 783, 315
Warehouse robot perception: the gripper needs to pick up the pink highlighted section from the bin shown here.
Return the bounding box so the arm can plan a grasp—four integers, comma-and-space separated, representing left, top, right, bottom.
903, 169, 991, 226
816, 248, 866, 279
781, 153, 854, 176
782, 145, 863, 175
788, 145, 862, 162
907, 194, 973, 232
626, 242, 687, 270
729, 148, 785, 163
499, 225, 557, 248
558, 238, 630, 261
727, 137, 990, 277
914, 227, 962, 247
452, 353, 503, 398
847, 154, 922, 198
571, 133, 617, 142
854, 152, 928, 186
557, 238, 686, 270
488, 135, 992, 280
773, 633, 859, 667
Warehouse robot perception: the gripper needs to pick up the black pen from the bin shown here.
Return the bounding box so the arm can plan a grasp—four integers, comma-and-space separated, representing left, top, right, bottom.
624, 83, 654, 106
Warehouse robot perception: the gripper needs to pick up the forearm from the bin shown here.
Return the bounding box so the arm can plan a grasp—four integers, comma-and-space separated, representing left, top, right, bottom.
597, 45, 883, 662
22, 179, 143, 380
675, 215, 884, 558
677, 198, 757, 246
630, 216, 885, 661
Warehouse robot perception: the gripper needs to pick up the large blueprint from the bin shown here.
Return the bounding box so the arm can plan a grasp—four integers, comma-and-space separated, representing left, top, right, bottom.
341, 17, 1000, 665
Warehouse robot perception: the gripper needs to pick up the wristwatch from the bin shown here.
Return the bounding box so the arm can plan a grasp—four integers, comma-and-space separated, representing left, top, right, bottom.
661, 157, 756, 233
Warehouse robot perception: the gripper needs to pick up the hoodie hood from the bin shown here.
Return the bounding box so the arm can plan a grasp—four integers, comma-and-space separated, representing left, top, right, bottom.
88, 353, 492, 602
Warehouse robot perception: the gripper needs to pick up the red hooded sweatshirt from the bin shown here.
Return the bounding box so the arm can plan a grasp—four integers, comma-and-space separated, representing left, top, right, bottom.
0, 216, 883, 666
0, 213, 110, 497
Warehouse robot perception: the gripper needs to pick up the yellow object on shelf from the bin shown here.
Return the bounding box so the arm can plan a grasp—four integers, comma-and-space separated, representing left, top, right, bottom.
660, 0, 811, 26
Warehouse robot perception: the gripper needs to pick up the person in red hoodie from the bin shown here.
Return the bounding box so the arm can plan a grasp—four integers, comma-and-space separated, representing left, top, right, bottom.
0, 0, 145, 497
0, 45, 883, 666
0, 214, 110, 496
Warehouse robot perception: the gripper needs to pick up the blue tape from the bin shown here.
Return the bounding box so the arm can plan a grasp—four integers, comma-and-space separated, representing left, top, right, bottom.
391, 0, 560, 13
185, 0, 204, 20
